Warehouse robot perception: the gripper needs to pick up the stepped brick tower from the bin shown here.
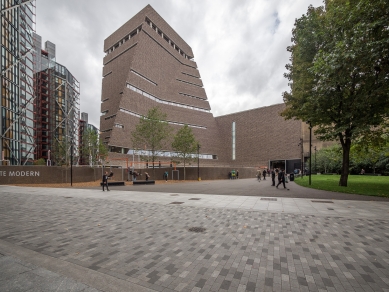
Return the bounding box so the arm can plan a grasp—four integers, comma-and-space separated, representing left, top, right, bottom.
101, 5, 220, 162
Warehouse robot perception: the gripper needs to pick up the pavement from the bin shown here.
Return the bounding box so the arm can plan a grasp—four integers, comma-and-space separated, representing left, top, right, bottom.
0, 179, 388, 292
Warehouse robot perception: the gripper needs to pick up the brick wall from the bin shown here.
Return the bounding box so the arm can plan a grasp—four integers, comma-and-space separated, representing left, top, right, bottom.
215, 104, 302, 167
0, 166, 96, 184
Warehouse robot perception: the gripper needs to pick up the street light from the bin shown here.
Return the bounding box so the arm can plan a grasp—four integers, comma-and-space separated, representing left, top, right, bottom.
298, 138, 303, 177
306, 121, 312, 185
197, 143, 200, 181
314, 146, 317, 174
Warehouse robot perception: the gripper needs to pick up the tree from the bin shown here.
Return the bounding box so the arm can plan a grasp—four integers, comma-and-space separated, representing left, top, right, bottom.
310, 144, 342, 174
132, 107, 172, 175
172, 125, 199, 180
33, 158, 46, 165
282, 0, 389, 186
80, 128, 107, 166
51, 139, 67, 166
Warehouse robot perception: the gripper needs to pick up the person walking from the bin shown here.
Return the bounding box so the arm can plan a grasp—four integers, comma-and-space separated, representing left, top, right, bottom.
236, 170, 239, 179
257, 170, 261, 181
262, 169, 267, 180
164, 171, 168, 182
102, 171, 110, 191
271, 169, 276, 186
145, 172, 150, 181
276, 169, 289, 190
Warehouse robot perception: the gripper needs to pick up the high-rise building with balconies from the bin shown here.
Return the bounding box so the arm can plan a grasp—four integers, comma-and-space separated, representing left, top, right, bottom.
1, 0, 36, 165
33, 33, 80, 165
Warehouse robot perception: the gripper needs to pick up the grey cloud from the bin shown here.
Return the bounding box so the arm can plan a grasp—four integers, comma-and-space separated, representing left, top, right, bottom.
36, 0, 323, 126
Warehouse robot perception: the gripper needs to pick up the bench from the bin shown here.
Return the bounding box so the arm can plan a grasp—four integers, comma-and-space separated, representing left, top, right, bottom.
133, 180, 155, 185
100, 181, 125, 186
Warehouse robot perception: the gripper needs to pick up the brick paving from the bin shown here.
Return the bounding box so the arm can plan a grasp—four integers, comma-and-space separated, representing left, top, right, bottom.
0, 184, 388, 291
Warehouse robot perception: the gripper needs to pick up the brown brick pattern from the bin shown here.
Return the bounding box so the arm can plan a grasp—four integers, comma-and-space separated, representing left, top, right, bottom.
101, 5, 306, 168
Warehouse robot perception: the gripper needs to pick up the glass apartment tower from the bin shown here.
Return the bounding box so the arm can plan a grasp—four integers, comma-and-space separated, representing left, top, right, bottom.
33, 33, 80, 165
1, 0, 36, 165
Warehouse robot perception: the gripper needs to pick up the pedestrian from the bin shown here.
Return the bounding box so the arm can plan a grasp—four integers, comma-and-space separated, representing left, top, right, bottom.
145, 172, 150, 181
102, 171, 110, 191
164, 171, 168, 181
262, 169, 267, 180
276, 169, 289, 190
271, 169, 276, 186
360, 168, 365, 175
228, 171, 231, 179
257, 170, 261, 181
133, 171, 138, 181
236, 170, 239, 179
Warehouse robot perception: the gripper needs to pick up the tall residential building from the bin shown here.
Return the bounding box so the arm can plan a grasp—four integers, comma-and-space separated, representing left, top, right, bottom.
33, 33, 80, 165
1, 0, 36, 165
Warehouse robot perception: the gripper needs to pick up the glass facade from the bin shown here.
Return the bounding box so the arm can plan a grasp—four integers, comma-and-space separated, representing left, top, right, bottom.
52, 63, 80, 163
1, 0, 36, 165
33, 33, 80, 165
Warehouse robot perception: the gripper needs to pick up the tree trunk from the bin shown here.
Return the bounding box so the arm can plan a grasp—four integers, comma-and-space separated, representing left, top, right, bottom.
339, 137, 351, 187
183, 158, 186, 180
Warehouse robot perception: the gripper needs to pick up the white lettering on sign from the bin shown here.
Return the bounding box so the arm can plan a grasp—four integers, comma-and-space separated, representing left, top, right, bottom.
8, 171, 40, 177
0, 171, 6, 176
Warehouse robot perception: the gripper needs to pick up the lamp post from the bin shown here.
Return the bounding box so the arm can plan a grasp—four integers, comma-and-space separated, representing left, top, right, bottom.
298, 138, 303, 177
314, 146, 317, 174
306, 121, 312, 185
197, 143, 200, 181
70, 142, 73, 186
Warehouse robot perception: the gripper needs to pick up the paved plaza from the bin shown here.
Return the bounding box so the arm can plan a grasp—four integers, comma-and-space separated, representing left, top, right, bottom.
0, 179, 388, 292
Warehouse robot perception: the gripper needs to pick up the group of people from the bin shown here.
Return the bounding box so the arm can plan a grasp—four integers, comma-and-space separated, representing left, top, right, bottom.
257, 168, 289, 190
228, 170, 239, 179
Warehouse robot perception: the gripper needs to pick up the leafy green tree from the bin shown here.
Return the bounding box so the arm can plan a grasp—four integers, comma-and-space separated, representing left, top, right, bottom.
80, 128, 107, 166
33, 158, 46, 165
51, 139, 67, 166
282, 0, 389, 186
172, 125, 199, 180
311, 145, 342, 174
132, 107, 172, 175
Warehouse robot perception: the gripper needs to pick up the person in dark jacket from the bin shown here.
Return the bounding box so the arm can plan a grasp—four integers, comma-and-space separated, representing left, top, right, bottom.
276, 169, 289, 190
262, 169, 267, 180
102, 171, 110, 191
271, 169, 276, 186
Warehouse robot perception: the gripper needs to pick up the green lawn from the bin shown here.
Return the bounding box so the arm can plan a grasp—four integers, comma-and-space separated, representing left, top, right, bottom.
293, 174, 389, 197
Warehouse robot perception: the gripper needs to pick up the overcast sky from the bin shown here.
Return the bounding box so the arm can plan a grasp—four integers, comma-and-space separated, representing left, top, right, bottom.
36, 0, 323, 128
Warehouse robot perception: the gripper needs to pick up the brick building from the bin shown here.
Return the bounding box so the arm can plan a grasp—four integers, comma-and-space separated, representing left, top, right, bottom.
100, 5, 326, 171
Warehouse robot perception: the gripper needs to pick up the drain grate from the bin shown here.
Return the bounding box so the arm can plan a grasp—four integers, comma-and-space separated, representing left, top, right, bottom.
311, 200, 333, 203
189, 198, 201, 200
189, 227, 206, 233
170, 202, 184, 204
64, 197, 73, 199
328, 208, 334, 210
261, 198, 277, 201
170, 194, 179, 196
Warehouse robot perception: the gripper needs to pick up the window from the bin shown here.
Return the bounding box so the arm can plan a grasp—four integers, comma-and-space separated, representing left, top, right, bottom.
126, 83, 210, 113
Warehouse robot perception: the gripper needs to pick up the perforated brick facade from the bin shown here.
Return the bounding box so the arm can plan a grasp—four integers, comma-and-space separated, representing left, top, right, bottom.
100, 5, 310, 169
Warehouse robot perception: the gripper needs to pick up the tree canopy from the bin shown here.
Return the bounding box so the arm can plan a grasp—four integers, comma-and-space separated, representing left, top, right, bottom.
172, 124, 199, 180
131, 107, 172, 173
282, 0, 389, 186
80, 128, 107, 166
